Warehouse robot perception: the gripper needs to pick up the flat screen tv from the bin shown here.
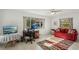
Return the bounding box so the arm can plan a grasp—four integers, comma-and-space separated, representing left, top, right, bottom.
3, 25, 18, 34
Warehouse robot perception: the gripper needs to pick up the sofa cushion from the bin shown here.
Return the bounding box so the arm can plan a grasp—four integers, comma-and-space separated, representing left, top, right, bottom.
60, 28, 68, 33
64, 29, 69, 33
54, 32, 69, 40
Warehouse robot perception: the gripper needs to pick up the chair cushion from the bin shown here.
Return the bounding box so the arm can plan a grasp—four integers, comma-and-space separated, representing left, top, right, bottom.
25, 37, 30, 39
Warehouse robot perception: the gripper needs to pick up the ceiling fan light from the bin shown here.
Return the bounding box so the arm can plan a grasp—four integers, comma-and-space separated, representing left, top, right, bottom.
51, 12, 55, 15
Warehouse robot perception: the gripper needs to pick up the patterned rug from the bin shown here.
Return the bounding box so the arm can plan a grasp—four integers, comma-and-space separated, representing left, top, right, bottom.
37, 38, 74, 50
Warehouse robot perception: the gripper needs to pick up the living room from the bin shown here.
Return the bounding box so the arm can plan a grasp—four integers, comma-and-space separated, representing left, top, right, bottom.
0, 9, 79, 50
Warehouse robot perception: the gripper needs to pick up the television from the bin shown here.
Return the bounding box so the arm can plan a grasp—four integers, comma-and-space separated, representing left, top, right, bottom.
3, 25, 18, 34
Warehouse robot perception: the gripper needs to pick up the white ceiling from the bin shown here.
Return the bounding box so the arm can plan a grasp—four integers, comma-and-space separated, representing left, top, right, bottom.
1, 9, 79, 16
18, 9, 79, 16
18, 9, 52, 16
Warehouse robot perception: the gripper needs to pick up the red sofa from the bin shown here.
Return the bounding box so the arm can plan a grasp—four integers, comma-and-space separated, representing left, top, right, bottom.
53, 28, 78, 41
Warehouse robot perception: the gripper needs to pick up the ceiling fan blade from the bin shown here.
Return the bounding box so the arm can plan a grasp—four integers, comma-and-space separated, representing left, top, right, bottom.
50, 9, 62, 12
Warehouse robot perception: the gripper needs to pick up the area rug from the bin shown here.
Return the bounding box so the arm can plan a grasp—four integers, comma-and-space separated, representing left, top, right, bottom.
37, 40, 61, 50
37, 39, 74, 50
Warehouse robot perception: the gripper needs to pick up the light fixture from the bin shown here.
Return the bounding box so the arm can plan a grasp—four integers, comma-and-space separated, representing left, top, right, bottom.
50, 9, 62, 15
51, 12, 56, 15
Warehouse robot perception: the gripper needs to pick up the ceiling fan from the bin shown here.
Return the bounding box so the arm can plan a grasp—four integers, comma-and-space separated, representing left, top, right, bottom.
50, 9, 62, 15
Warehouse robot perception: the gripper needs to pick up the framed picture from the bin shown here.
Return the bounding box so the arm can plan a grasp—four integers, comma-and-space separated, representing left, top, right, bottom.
60, 18, 73, 29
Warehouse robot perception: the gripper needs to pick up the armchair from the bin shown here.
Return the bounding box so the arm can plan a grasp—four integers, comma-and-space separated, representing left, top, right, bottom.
22, 29, 35, 44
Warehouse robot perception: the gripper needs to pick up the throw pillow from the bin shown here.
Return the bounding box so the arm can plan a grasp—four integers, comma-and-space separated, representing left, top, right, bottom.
71, 30, 75, 33
56, 28, 60, 32
68, 29, 74, 34
68, 29, 72, 34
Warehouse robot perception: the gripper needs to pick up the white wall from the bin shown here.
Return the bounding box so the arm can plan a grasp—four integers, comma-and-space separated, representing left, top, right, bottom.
51, 12, 79, 41
0, 10, 51, 35
0, 10, 5, 35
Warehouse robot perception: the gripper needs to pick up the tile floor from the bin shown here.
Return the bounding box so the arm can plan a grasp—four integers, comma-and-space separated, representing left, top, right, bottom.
0, 35, 79, 50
